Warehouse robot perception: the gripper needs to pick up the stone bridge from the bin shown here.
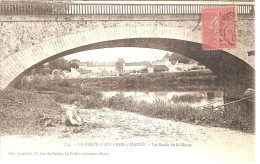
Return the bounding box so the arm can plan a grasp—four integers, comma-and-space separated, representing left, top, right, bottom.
0, 1, 255, 101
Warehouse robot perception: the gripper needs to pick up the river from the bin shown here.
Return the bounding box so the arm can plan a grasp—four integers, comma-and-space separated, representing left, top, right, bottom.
102, 91, 224, 108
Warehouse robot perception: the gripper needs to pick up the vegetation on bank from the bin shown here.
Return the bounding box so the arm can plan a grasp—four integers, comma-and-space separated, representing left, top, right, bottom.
2, 76, 254, 135
53, 91, 254, 134
0, 89, 64, 135
71, 71, 222, 91
47, 78, 253, 133
17, 71, 222, 92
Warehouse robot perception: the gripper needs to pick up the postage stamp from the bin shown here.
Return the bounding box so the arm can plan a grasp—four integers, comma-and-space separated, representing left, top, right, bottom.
202, 6, 237, 50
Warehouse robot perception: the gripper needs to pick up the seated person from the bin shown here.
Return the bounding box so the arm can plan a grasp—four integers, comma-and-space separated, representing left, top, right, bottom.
65, 108, 82, 127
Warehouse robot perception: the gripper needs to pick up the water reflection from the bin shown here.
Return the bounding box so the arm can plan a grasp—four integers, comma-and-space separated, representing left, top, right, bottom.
102, 91, 224, 107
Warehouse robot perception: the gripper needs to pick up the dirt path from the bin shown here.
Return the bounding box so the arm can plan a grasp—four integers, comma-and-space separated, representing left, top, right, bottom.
1, 104, 255, 162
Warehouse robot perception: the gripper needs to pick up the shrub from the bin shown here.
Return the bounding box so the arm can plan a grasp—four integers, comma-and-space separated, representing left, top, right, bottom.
107, 93, 135, 111
222, 102, 254, 133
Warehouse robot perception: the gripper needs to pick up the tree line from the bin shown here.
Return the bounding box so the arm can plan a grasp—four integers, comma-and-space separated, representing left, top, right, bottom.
32, 58, 79, 76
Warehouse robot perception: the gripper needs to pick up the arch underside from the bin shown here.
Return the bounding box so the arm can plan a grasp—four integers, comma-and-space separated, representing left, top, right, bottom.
8, 38, 254, 99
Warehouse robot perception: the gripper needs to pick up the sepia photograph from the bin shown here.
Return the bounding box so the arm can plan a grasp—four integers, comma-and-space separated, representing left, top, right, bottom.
0, 0, 256, 163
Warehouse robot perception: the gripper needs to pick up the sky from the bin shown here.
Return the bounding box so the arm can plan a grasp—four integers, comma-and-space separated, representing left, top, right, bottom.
64, 47, 171, 62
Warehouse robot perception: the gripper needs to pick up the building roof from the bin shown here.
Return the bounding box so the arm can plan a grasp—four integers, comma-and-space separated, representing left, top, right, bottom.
153, 65, 169, 71
152, 60, 167, 65
77, 68, 92, 74
117, 58, 125, 63
125, 61, 151, 66
79, 62, 115, 67
78, 62, 90, 66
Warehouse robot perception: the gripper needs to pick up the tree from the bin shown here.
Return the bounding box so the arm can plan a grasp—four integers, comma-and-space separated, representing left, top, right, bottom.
34, 65, 51, 75
115, 62, 124, 73
168, 53, 192, 64
69, 62, 79, 69
48, 58, 70, 72
115, 58, 125, 73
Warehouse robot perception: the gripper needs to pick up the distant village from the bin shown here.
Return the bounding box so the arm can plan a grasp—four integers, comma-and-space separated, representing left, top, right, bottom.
58, 53, 207, 79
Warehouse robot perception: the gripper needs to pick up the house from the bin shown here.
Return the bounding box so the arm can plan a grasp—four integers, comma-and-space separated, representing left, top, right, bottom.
77, 69, 92, 74
182, 61, 199, 71
124, 61, 151, 73
77, 68, 92, 78
78, 61, 116, 73
152, 55, 171, 67
148, 55, 172, 73
62, 68, 80, 79
148, 65, 169, 73
116, 58, 125, 73
168, 60, 183, 72
168, 65, 183, 72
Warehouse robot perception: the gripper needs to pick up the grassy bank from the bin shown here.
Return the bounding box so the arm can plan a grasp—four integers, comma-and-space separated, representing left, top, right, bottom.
0, 89, 254, 135
53, 91, 254, 134
0, 89, 64, 135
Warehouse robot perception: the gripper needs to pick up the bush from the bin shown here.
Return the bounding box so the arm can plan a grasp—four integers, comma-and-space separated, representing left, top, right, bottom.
18, 77, 72, 92
222, 102, 254, 133
107, 93, 135, 111
79, 93, 105, 109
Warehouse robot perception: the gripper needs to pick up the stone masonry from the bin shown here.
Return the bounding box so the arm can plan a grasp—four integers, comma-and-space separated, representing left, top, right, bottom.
0, 13, 255, 100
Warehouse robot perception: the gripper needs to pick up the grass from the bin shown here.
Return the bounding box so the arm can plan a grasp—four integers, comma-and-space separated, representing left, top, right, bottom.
107, 95, 254, 133
0, 89, 64, 135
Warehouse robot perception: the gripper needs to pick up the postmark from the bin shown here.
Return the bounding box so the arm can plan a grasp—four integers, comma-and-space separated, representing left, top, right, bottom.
202, 6, 237, 50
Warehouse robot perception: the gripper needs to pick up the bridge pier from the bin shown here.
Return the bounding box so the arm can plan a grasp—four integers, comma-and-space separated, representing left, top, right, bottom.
215, 53, 255, 103
220, 61, 255, 114
222, 73, 254, 102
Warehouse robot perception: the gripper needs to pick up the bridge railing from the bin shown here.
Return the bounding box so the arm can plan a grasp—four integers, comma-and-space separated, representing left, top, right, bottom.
0, 2, 254, 15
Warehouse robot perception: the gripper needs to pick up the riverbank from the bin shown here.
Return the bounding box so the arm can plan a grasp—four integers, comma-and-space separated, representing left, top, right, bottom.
53, 91, 254, 133
0, 89, 254, 135
1, 104, 255, 162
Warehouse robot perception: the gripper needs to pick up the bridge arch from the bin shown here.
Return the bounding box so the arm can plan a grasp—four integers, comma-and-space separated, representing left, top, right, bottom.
0, 24, 254, 99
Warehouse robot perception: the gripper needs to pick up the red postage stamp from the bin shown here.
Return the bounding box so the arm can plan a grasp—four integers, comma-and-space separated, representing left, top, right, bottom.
202, 6, 237, 50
